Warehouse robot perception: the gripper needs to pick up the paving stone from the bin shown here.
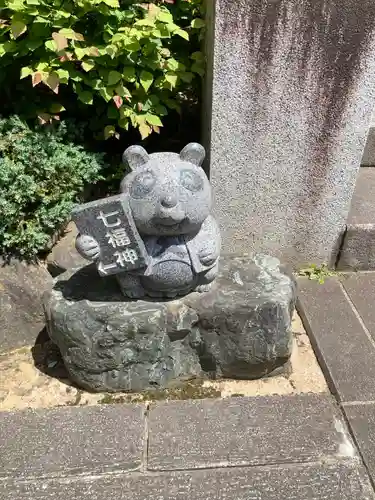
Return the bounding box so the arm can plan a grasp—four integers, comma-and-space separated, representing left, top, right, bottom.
341, 273, 375, 341
0, 462, 373, 500
0, 405, 144, 479
147, 394, 352, 471
298, 277, 375, 402
344, 403, 375, 485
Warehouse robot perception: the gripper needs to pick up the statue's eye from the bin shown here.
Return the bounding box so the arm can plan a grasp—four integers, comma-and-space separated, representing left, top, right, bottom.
180, 169, 203, 192
130, 171, 156, 199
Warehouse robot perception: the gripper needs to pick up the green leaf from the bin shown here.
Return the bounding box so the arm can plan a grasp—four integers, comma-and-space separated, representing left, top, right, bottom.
11, 20, 27, 39
108, 70, 122, 85
82, 60, 95, 72
104, 125, 116, 139
108, 105, 119, 119
44, 72, 60, 94
44, 40, 55, 51
174, 28, 189, 41
49, 103, 65, 113
106, 45, 117, 58
119, 107, 132, 118
145, 114, 163, 127
78, 90, 93, 105
140, 70, 153, 92
36, 62, 49, 72
122, 66, 136, 82
118, 118, 129, 130
180, 72, 194, 83
139, 123, 152, 139
59, 28, 84, 41
191, 51, 204, 61
102, 0, 119, 6
124, 40, 141, 53
157, 11, 174, 23
166, 58, 179, 71
99, 86, 113, 102
75, 47, 86, 60
115, 84, 132, 100
165, 72, 178, 88
56, 68, 69, 83
164, 98, 181, 112
20, 66, 33, 79
154, 104, 168, 116
4, 41, 17, 53
26, 39, 43, 50
191, 18, 205, 29
134, 18, 155, 27
191, 62, 205, 77
88, 78, 101, 90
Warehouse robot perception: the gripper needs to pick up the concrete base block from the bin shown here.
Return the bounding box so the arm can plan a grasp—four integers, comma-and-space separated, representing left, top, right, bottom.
337, 224, 375, 271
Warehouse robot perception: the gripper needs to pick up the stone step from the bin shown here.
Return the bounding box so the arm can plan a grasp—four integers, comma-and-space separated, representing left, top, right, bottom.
1, 462, 373, 500
337, 168, 375, 270
361, 121, 375, 167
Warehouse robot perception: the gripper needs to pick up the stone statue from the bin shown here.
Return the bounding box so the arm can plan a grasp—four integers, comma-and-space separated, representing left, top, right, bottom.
74, 143, 221, 299
45, 144, 294, 392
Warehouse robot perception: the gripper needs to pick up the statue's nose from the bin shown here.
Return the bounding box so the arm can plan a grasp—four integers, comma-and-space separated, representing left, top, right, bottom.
161, 194, 177, 208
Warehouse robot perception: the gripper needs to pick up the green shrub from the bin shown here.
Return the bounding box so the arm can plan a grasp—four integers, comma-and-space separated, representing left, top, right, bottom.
0, 115, 104, 258
0, 0, 205, 140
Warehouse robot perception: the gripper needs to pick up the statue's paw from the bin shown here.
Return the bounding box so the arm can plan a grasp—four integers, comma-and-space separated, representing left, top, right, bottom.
76, 234, 100, 261
198, 248, 218, 267
197, 283, 213, 293
123, 288, 145, 299
146, 290, 164, 298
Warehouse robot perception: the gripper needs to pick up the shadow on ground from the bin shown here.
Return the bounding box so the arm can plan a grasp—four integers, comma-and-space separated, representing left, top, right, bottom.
31, 328, 72, 387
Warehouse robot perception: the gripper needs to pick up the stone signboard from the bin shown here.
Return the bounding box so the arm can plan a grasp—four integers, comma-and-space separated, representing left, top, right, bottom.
72, 194, 148, 277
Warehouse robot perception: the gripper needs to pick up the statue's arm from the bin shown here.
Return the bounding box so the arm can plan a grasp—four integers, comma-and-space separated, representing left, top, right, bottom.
195, 215, 221, 266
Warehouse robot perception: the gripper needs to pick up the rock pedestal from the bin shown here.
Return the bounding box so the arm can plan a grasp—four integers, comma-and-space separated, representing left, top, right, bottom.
43, 255, 296, 392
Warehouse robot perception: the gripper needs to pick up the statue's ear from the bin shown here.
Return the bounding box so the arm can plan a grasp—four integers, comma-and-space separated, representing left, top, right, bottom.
180, 143, 205, 167
123, 145, 149, 170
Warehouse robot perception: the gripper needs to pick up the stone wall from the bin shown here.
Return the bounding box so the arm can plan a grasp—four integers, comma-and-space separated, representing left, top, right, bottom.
204, 0, 375, 266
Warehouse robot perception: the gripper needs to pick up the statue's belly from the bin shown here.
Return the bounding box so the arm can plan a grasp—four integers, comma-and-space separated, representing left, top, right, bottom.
141, 260, 196, 291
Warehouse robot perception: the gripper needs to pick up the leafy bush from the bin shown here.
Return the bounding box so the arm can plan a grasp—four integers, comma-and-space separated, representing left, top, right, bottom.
0, 115, 104, 257
0, 0, 205, 140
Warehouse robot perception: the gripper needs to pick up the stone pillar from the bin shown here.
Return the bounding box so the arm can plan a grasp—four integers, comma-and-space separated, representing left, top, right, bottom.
204, 0, 375, 267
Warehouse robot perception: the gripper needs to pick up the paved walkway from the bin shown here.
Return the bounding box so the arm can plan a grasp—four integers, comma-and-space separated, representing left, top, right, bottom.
1, 273, 375, 498
298, 272, 375, 495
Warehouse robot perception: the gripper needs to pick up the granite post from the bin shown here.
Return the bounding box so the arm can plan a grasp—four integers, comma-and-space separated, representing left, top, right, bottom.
204, 0, 375, 267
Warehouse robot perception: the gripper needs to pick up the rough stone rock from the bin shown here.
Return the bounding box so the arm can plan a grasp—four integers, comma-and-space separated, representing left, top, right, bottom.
0, 258, 53, 353
43, 255, 296, 392
46, 222, 87, 277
